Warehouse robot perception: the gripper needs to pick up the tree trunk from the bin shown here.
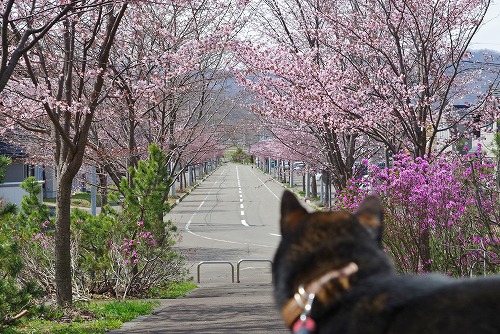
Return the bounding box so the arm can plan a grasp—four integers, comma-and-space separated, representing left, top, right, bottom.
385, 147, 391, 168
179, 166, 184, 190
416, 129, 431, 272
322, 170, 329, 207
419, 228, 432, 272
54, 169, 76, 306
311, 174, 317, 198
321, 129, 356, 191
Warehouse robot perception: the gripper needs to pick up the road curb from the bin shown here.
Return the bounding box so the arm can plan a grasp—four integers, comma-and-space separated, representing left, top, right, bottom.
170, 166, 220, 210
253, 165, 321, 211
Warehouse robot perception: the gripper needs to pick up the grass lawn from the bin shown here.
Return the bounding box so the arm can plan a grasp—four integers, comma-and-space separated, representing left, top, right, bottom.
224, 147, 238, 159
3, 300, 159, 334
4, 282, 197, 334
148, 281, 197, 299
44, 192, 97, 208
45, 192, 183, 209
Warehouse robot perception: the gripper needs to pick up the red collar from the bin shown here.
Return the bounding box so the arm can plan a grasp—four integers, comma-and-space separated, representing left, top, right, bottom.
280, 262, 359, 330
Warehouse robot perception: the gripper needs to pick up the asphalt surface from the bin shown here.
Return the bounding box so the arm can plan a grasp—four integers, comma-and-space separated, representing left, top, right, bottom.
107, 284, 288, 333
107, 164, 296, 333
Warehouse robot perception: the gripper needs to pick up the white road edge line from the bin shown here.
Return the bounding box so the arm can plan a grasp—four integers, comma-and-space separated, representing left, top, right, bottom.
249, 168, 280, 200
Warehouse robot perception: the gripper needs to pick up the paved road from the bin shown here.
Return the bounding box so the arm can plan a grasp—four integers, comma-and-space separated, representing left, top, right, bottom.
166, 163, 286, 284
108, 163, 292, 333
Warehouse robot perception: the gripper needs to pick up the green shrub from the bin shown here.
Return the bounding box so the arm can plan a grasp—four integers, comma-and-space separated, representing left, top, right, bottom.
0, 155, 11, 183
231, 147, 250, 163
69, 145, 187, 299
17, 177, 51, 235
0, 214, 42, 329
11, 145, 187, 306
13, 177, 56, 295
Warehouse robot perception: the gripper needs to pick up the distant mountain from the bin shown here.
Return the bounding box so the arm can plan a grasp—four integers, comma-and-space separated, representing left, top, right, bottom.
455, 49, 500, 104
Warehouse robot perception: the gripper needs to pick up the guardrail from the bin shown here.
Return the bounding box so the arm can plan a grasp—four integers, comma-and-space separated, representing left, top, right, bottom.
237, 259, 273, 283
197, 261, 235, 283
196, 259, 273, 284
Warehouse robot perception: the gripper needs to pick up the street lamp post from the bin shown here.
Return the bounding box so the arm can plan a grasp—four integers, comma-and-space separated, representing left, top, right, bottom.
306, 167, 310, 198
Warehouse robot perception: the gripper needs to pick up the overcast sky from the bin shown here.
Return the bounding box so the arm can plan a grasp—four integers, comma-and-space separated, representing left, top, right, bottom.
470, 2, 500, 52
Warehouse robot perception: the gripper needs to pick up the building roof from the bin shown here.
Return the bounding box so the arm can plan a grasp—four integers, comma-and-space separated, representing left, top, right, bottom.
493, 87, 500, 100
0, 141, 26, 159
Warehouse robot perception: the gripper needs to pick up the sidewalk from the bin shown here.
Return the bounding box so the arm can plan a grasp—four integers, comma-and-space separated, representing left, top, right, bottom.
107, 283, 288, 333
261, 166, 324, 210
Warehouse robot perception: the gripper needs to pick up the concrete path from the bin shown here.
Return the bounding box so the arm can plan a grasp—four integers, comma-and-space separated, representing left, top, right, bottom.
107, 283, 288, 333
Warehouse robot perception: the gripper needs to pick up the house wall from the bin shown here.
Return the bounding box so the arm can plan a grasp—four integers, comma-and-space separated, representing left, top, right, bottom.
0, 181, 44, 206
473, 122, 497, 158
0, 162, 48, 205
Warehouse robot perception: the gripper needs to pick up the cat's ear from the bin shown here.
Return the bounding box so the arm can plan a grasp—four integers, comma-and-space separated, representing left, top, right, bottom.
355, 195, 384, 244
280, 190, 308, 235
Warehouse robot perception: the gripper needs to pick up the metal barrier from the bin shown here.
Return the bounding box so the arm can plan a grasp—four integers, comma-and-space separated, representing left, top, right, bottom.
197, 261, 235, 283
236, 259, 273, 283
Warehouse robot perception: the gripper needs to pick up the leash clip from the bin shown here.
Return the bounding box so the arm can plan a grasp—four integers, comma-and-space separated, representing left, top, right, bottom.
301, 292, 315, 318
293, 293, 317, 334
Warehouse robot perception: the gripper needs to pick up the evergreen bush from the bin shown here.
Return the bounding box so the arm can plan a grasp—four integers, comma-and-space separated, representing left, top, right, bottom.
0, 176, 42, 328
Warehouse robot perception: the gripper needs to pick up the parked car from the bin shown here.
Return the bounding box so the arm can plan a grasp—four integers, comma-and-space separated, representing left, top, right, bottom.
293, 162, 306, 170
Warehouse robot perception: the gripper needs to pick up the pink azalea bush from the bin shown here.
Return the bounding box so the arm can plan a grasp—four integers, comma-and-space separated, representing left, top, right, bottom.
334, 152, 500, 276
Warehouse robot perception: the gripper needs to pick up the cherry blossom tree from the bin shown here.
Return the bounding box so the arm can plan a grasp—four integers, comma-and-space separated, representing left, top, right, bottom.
1, 0, 250, 307
233, 0, 496, 273
315, 0, 496, 158
233, 0, 366, 189
233, 0, 496, 190
0, 0, 82, 92
0, 1, 129, 306
85, 0, 245, 202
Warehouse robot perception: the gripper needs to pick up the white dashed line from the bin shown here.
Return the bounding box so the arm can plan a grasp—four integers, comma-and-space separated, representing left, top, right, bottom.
183, 168, 271, 247
236, 166, 249, 227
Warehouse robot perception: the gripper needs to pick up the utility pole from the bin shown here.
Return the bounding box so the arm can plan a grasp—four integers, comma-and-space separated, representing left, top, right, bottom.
91, 166, 97, 216
306, 167, 310, 198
